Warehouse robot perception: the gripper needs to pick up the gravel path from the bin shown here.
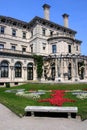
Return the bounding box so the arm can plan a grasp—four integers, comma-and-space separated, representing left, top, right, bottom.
0, 104, 87, 130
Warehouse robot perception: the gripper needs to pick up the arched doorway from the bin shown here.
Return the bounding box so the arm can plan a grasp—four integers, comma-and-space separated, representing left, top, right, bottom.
27, 63, 33, 80
1, 60, 9, 77
51, 63, 55, 80
68, 63, 72, 80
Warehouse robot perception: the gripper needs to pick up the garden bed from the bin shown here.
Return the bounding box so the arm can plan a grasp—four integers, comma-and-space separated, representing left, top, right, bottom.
0, 83, 87, 120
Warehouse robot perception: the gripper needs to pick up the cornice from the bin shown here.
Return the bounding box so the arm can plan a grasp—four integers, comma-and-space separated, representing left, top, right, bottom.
0, 15, 77, 34
28, 16, 77, 34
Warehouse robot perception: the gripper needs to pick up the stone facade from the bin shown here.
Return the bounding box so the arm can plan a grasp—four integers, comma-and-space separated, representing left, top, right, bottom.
0, 4, 87, 86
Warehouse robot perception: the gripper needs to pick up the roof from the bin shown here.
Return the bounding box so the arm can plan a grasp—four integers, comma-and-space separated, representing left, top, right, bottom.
28, 16, 77, 34
0, 15, 77, 34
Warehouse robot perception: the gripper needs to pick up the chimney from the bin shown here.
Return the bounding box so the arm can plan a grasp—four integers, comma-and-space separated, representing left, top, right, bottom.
62, 13, 69, 28
43, 4, 51, 20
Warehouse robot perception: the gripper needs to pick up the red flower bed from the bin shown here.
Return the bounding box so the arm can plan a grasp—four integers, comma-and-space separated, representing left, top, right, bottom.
38, 90, 75, 106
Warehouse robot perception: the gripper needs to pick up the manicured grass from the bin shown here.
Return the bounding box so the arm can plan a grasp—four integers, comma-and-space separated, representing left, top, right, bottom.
0, 83, 87, 120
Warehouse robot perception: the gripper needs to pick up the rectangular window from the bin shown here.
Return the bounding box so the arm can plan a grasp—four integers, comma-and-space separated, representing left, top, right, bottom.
43, 46, 45, 50
0, 26, 5, 34
30, 44, 33, 53
42, 28, 46, 36
42, 43, 46, 50
68, 45, 71, 53
11, 46, 16, 51
52, 45, 56, 53
22, 47, 26, 52
50, 31, 53, 36
12, 29, 16, 37
31, 30, 33, 37
76, 45, 78, 51
23, 32, 26, 39
0, 44, 4, 49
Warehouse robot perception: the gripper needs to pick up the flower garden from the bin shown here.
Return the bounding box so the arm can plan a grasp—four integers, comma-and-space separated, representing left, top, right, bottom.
0, 83, 87, 120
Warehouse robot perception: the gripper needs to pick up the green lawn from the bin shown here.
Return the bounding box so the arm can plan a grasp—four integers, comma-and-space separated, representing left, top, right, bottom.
0, 83, 87, 120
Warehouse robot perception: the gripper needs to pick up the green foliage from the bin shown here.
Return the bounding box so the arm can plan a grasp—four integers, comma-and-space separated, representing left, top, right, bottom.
5, 82, 10, 88
33, 55, 43, 79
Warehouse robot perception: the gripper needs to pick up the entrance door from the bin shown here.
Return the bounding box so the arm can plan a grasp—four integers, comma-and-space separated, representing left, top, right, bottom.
27, 63, 33, 80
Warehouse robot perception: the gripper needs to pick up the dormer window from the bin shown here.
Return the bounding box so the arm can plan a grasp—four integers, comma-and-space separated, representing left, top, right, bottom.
0, 26, 5, 34
12, 29, 16, 37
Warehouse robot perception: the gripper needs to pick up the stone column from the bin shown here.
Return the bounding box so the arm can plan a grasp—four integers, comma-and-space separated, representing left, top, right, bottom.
72, 59, 76, 81
41, 65, 45, 81
23, 67, 27, 81
60, 58, 64, 81
55, 58, 58, 81
57, 57, 61, 81
74, 58, 79, 81
33, 64, 37, 80
84, 60, 87, 80
64, 58, 68, 81
10, 66, 14, 81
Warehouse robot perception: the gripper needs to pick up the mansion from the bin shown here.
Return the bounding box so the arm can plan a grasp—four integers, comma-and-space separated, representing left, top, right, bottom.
0, 4, 87, 86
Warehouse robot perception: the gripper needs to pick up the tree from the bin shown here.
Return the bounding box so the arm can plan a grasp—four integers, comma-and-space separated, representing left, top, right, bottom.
33, 55, 43, 79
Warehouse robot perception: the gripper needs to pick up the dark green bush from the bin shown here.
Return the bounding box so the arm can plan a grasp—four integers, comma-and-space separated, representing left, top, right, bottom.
6, 82, 10, 88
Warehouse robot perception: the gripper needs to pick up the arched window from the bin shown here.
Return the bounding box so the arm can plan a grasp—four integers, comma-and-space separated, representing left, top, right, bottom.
15, 62, 22, 78
1, 61, 9, 77
27, 63, 33, 80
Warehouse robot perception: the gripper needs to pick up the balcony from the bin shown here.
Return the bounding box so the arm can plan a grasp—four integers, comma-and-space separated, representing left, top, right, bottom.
0, 48, 33, 57
48, 32, 74, 39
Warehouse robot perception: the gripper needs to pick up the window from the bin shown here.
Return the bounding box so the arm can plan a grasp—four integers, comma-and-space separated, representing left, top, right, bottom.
30, 44, 33, 53
31, 30, 33, 37
12, 29, 16, 37
42, 28, 46, 36
11, 45, 16, 51
15, 62, 22, 78
52, 45, 56, 53
43, 46, 45, 50
76, 45, 78, 51
68, 45, 71, 53
27, 63, 33, 80
50, 31, 53, 36
0, 44, 4, 49
23, 32, 26, 39
0, 26, 5, 34
1, 61, 9, 78
42, 43, 46, 50
22, 47, 26, 52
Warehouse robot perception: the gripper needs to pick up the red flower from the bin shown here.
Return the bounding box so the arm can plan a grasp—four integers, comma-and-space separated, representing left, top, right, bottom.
38, 90, 75, 106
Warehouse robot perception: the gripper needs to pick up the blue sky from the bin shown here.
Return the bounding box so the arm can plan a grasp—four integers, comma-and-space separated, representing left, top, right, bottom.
0, 0, 87, 55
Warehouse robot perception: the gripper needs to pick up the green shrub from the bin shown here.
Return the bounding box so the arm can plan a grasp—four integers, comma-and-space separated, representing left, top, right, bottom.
6, 82, 10, 88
